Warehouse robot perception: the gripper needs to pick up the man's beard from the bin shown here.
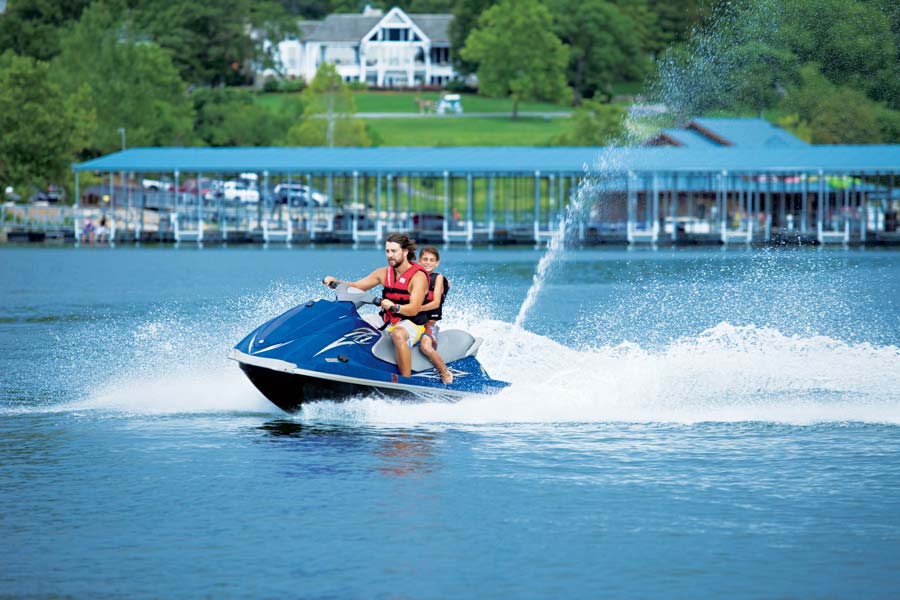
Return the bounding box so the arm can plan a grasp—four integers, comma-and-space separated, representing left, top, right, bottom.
387, 256, 401, 267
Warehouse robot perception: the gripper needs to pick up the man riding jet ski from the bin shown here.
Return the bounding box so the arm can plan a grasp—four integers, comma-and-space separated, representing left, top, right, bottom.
229, 234, 509, 413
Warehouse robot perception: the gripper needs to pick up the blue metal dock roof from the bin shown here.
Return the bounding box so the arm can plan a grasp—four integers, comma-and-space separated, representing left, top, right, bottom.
73, 145, 900, 176
657, 128, 721, 148
689, 118, 810, 147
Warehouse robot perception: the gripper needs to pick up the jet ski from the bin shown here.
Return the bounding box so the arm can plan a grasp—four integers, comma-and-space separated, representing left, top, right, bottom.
229, 283, 510, 412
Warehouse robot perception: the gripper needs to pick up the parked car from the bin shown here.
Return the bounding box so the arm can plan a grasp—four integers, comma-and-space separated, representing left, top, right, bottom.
142, 176, 174, 191
222, 180, 259, 203
273, 183, 328, 207
411, 212, 445, 230
179, 178, 218, 201
30, 184, 65, 204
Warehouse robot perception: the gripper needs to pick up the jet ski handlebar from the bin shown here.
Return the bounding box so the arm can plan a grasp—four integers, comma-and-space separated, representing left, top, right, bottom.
324, 280, 383, 308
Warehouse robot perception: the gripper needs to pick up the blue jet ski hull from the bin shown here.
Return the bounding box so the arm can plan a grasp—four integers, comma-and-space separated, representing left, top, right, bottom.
230, 292, 509, 413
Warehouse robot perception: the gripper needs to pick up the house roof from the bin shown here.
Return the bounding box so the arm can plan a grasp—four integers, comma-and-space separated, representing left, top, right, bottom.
306, 14, 382, 42
73, 145, 900, 176
302, 12, 452, 43
646, 129, 721, 148
297, 20, 320, 39
407, 14, 452, 43
688, 117, 809, 147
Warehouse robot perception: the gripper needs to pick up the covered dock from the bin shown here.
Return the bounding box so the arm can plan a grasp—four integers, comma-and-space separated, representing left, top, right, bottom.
63, 141, 900, 247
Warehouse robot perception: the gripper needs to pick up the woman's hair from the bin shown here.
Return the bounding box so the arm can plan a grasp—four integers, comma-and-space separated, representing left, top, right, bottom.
386, 232, 417, 262
419, 246, 440, 261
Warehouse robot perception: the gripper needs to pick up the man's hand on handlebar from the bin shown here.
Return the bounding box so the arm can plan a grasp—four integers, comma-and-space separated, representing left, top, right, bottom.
322, 276, 338, 288
381, 299, 400, 314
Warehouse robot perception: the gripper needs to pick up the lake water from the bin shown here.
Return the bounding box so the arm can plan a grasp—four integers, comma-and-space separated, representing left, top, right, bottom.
2, 245, 900, 598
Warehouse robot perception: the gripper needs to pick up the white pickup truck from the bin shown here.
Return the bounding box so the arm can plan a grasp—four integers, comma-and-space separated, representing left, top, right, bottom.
222, 181, 259, 203
141, 176, 174, 191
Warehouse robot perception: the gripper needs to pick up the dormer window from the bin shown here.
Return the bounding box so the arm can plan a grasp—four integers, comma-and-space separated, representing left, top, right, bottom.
381, 27, 409, 41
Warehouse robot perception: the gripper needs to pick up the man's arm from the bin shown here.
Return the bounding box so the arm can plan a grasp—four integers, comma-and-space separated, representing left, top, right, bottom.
323, 268, 384, 291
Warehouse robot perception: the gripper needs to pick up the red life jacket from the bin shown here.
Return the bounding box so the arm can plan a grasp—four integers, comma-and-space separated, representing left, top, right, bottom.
422, 271, 450, 321
382, 262, 428, 325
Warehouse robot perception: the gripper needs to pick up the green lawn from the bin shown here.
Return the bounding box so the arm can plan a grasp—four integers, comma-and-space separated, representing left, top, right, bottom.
257, 91, 571, 114
364, 116, 570, 146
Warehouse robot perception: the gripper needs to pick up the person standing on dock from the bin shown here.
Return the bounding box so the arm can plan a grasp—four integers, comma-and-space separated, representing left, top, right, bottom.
323, 233, 429, 379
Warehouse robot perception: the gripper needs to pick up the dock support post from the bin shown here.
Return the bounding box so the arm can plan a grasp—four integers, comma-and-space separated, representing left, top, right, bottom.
858, 176, 866, 243
817, 169, 825, 242
670, 173, 678, 242
74, 170, 80, 246
801, 173, 809, 235
488, 175, 495, 243
442, 171, 449, 245
352, 171, 359, 245
387, 174, 393, 231
196, 172, 203, 246
765, 174, 772, 242
533, 170, 541, 245
306, 173, 315, 242
376, 173, 383, 243
466, 173, 473, 245
652, 172, 660, 242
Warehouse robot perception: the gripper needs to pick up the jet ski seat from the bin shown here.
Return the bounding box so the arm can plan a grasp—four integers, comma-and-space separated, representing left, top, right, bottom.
361, 314, 482, 372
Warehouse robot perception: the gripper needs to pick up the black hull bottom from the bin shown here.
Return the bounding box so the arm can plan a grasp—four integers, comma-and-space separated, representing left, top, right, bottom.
239, 363, 416, 413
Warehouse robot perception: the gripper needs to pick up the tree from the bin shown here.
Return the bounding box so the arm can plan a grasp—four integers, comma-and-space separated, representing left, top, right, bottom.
285, 63, 371, 146
52, 3, 195, 154
132, 0, 295, 86
551, 100, 625, 145
547, 0, 650, 103
781, 63, 896, 144
449, 0, 496, 75
192, 88, 304, 147
776, 0, 898, 107
0, 51, 94, 191
646, 0, 710, 46
780, 63, 886, 144
0, 0, 92, 61
461, 0, 570, 118
728, 40, 797, 117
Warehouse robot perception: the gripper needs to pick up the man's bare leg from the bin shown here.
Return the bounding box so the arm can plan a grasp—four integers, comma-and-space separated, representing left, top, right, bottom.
391, 327, 412, 377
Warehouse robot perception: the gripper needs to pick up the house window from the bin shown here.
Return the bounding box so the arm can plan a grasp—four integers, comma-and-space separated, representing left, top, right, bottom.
382, 27, 408, 42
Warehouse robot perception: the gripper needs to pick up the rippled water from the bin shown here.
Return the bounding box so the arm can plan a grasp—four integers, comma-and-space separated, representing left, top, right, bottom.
2, 245, 900, 598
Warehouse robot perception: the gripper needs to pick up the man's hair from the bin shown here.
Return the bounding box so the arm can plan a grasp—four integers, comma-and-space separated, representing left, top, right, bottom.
386, 232, 417, 262
419, 246, 440, 261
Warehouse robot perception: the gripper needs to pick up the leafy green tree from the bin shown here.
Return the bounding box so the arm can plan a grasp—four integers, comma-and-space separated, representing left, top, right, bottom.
132, 0, 295, 86
449, 0, 496, 74
780, 63, 885, 144
729, 40, 797, 116
192, 88, 304, 146
777, 0, 898, 107
646, 0, 710, 46
551, 100, 624, 145
278, 0, 338, 19
0, 0, 92, 61
286, 63, 370, 146
461, 0, 570, 118
52, 3, 195, 154
0, 51, 94, 191
548, 0, 650, 103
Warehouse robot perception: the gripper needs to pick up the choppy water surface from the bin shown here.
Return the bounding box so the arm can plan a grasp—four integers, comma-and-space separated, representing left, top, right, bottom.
2, 245, 900, 598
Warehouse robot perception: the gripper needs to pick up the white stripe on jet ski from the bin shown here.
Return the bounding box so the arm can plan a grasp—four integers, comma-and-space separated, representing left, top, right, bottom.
228, 349, 471, 399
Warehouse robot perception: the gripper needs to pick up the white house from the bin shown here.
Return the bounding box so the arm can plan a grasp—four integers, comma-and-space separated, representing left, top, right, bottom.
265, 6, 456, 88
